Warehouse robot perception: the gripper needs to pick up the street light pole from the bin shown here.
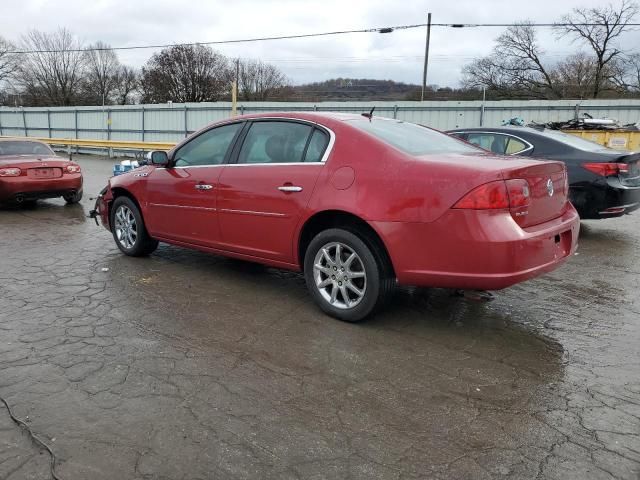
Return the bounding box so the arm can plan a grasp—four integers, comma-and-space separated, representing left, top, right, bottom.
421, 12, 432, 102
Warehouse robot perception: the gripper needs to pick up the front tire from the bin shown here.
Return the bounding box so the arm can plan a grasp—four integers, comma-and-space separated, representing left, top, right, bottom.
304, 228, 393, 322
110, 196, 158, 256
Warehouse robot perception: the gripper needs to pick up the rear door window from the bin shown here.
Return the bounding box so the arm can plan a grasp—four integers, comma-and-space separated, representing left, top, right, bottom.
304, 129, 330, 162
237, 121, 313, 164
466, 133, 530, 155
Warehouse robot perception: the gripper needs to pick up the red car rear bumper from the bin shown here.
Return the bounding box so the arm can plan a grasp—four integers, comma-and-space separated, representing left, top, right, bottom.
373, 205, 580, 290
0, 174, 83, 202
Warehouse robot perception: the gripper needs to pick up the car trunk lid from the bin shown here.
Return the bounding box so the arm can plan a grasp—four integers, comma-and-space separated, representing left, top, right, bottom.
616, 152, 640, 187
501, 161, 568, 228
0, 156, 68, 179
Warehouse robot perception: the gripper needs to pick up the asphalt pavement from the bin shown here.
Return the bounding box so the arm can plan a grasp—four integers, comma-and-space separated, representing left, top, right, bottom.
0, 155, 639, 479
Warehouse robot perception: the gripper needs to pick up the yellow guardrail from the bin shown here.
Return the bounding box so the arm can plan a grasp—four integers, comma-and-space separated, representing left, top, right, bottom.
563, 129, 640, 151
2, 136, 176, 151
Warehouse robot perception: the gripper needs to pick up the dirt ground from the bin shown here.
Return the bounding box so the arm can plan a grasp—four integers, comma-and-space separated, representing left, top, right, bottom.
0, 155, 639, 480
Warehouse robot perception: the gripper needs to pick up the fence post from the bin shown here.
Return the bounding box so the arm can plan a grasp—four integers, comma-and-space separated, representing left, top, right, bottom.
107, 109, 112, 141
141, 106, 145, 142
47, 109, 52, 138
393, 105, 398, 119
184, 105, 189, 137
22, 108, 28, 137
0, 109, 3, 136
574, 103, 580, 120
240, 105, 245, 115
74, 109, 79, 154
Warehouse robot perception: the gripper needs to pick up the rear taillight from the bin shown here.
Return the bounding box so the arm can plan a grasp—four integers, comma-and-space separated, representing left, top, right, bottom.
505, 179, 531, 208
0, 167, 21, 177
454, 179, 531, 210
66, 164, 81, 174
582, 162, 628, 177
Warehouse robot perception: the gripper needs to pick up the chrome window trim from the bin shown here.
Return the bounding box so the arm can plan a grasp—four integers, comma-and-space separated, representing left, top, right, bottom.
453, 130, 534, 155
163, 117, 335, 169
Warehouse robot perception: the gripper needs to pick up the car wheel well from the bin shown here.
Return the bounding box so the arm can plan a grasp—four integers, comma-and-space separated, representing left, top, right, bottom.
109, 187, 141, 220
298, 210, 395, 277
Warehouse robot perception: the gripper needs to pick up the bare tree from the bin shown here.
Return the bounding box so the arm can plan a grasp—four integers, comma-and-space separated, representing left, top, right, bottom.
83, 41, 120, 105
0, 36, 18, 97
237, 59, 288, 100
625, 53, 640, 92
552, 52, 599, 99
113, 65, 139, 105
556, 0, 639, 98
462, 23, 559, 99
141, 45, 231, 103
16, 29, 86, 106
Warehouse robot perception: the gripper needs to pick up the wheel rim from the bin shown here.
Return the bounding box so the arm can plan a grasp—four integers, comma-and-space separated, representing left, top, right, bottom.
313, 242, 367, 310
114, 205, 138, 249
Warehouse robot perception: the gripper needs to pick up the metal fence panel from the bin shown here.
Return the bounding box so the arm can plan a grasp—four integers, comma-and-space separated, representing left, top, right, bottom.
2, 100, 640, 143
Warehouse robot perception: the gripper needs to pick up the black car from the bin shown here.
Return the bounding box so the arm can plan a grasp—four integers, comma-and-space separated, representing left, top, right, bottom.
447, 126, 640, 219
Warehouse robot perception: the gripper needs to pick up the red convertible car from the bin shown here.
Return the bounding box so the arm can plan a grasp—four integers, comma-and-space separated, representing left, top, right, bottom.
0, 139, 83, 204
92, 113, 580, 321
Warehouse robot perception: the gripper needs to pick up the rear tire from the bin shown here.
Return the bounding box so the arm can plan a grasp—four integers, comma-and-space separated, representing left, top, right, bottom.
304, 228, 394, 322
63, 190, 83, 204
110, 196, 158, 256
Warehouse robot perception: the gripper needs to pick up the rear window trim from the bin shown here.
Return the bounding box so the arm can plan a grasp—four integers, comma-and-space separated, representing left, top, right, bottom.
452, 131, 534, 156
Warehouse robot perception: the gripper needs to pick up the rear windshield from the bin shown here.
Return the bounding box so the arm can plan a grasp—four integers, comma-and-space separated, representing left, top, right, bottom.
348, 118, 481, 155
0, 141, 55, 156
537, 129, 614, 153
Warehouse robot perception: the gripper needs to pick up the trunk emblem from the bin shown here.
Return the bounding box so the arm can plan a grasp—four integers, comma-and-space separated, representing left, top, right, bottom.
546, 179, 554, 197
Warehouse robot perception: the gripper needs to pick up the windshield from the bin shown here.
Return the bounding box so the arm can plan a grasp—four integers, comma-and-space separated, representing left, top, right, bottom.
348, 118, 482, 155
0, 141, 55, 157
538, 129, 614, 152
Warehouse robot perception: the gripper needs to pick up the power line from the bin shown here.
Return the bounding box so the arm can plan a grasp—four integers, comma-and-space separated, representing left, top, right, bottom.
6, 22, 640, 55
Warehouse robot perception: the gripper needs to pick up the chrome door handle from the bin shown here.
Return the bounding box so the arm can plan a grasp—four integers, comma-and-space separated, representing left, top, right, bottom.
195, 184, 213, 190
278, 185, 303, 193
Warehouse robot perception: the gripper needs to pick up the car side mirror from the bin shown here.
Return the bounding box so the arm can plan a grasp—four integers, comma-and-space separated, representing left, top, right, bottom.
147, 150, 170, 167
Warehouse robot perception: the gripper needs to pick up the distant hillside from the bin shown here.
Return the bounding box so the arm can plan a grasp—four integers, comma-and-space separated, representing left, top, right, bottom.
289, 78, 421, 101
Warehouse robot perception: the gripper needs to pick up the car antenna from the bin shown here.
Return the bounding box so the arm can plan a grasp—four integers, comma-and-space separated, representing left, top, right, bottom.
361, 106, 375, 121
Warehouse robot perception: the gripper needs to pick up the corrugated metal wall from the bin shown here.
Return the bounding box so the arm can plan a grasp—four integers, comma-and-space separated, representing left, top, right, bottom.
1, 100, 639, 142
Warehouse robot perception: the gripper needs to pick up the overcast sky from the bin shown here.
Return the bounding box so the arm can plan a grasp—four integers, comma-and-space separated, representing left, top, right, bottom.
3, 0, 640, 87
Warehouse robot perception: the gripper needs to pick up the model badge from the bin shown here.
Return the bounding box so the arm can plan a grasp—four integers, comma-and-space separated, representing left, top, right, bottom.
546, 179, 554, 197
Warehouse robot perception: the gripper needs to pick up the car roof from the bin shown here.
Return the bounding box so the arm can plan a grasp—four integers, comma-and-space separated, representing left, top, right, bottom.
232, 111, 391, 123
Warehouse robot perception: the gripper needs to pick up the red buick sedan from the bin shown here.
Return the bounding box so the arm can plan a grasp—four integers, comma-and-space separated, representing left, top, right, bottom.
0, 139, 83, 204
92, 113, 579, 321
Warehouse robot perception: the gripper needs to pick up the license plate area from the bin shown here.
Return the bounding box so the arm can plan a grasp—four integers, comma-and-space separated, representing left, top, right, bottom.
29, 168, 59, 178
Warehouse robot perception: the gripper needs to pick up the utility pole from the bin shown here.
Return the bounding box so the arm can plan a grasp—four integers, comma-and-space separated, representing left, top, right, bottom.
421, 12, 432, 102
231, 58, 240, 117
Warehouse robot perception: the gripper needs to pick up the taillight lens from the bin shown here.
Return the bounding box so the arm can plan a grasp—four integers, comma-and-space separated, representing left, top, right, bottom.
454, 180, 510, 209
66, 164, 81, 174
454, 179, 531, 210
0, 167, 21, 177
505, 179, 531, 208
582, 162, 628, 177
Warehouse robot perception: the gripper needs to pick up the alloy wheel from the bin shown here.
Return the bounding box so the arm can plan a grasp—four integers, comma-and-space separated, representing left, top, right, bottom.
313, 242, 367, 309
114, 205, 138, 249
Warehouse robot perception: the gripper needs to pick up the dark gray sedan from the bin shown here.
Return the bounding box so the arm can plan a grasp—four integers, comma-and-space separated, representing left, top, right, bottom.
448, 126, 640, 219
